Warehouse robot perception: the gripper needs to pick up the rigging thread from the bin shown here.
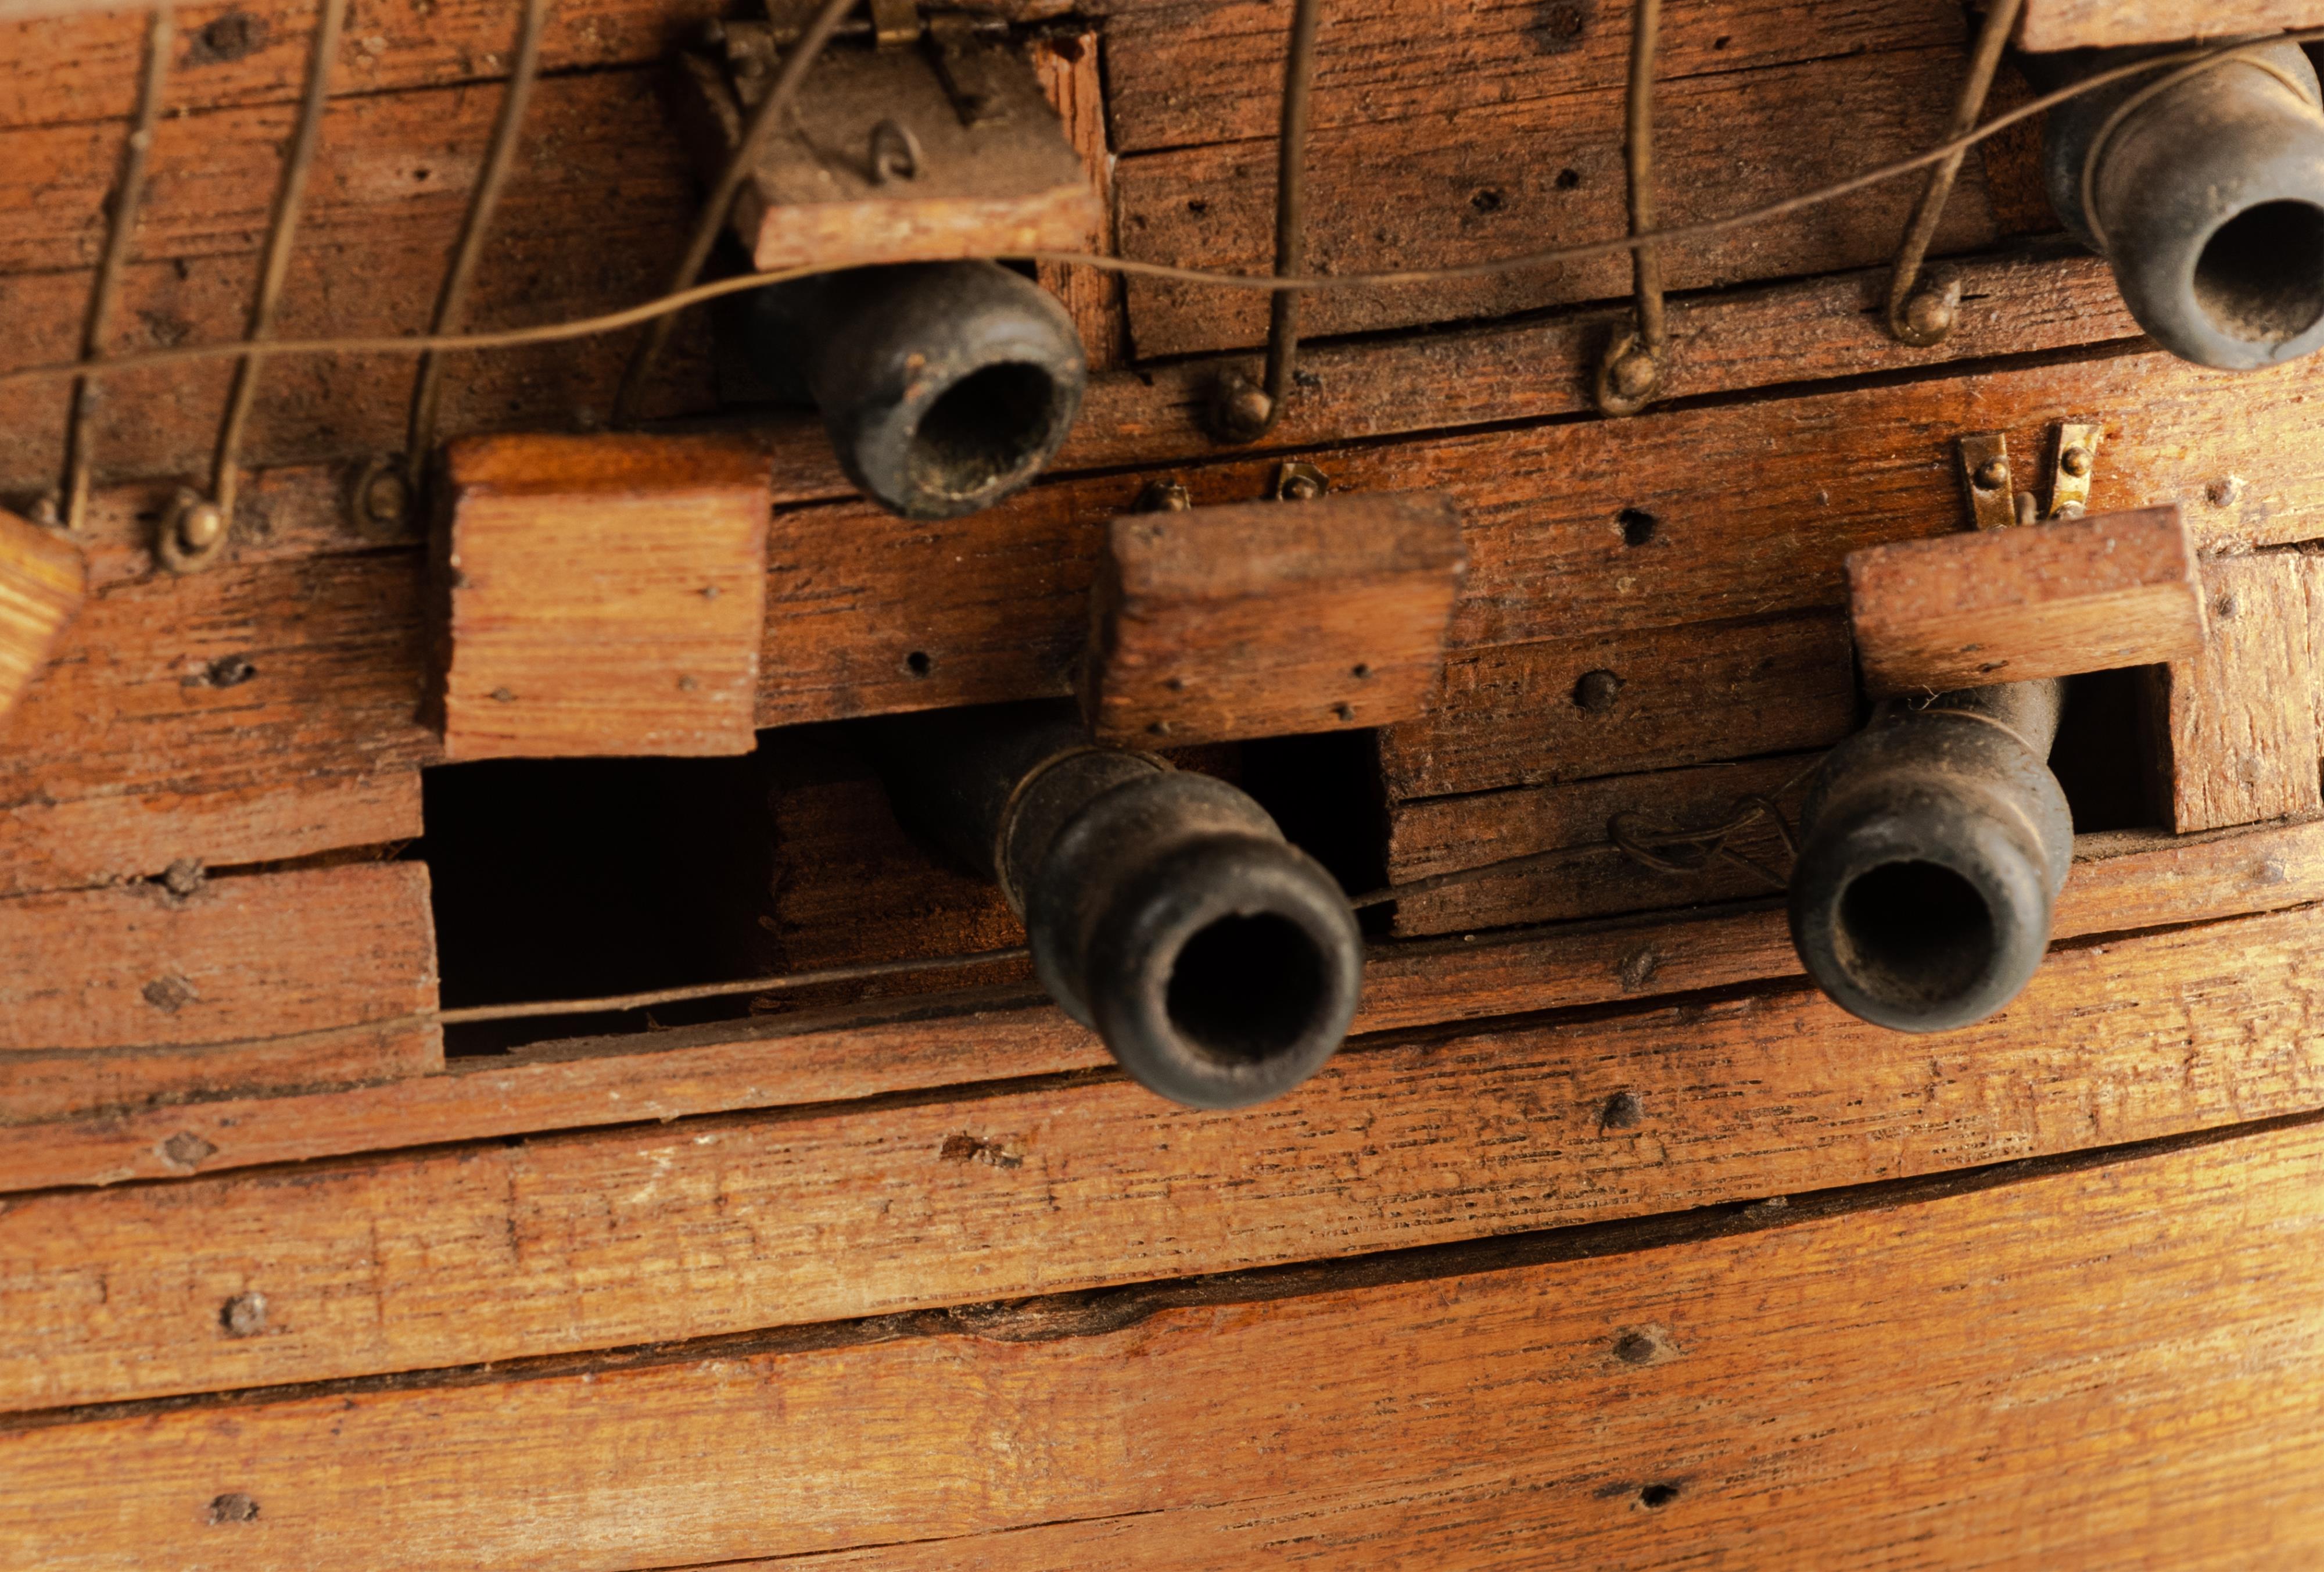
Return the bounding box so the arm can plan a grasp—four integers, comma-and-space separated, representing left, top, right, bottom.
403, 0, 547, 484
8, 30, 2321, 398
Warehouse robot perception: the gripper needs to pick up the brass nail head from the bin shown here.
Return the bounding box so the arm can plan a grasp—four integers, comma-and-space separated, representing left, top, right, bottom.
2060, 445, 2093, 478
1973, 458, 2009, 491
175, 500, 225, 554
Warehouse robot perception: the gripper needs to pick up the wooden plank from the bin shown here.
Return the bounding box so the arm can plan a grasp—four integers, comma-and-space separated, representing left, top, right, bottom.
0, 862, 437, 1055
436, 434, 770, 760
9, 813, 2324, 1194
0, 552, 437, 896
1849, 504, 2207, 697
2016, 0, 2324, 51
1384, 754, 1813, 937
761, 340, 2324, 732
7, 1118, 2324, 1569
10, 896, 2324, 1410
1115, 46, 1998, 356
0, 69, 717, 502
1104, 0, 1964, 153
1084, 492, 1465, 747
2150, 553, 2323, 833
0, 504, 82, 721
1377, 612, 1856, 801
0, 242, 2142, 556
0, 0, 1073, 129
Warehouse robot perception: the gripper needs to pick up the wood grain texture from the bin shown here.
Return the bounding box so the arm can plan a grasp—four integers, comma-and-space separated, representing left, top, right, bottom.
1849, 505, 2206, 697
2015, 0, 2324, 51
1104, 0, 1963, 153
10, 813, 2324, 1194
0, 553, 436, 896
0, 68, 716, 500
758, 341, 2324, 733
0, 862, 438, 1055
1116, 46, 1997, 356
2150, 553, 2323, 833
1085, 492, 1465, 746
9, 1117, 2324, 1569
13, 895, 2324, 1411
1378, 612, 1856, 801
1385, 754, 1813, 936
436, 434, 770, 760
0, 504, 83, 721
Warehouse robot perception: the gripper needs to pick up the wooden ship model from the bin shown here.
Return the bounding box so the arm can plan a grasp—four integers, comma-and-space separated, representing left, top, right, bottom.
3, 0, 2324, 1562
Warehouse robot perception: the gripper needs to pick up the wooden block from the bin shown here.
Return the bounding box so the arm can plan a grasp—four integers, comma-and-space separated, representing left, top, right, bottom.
0, 504, 81, 724
8, 1118, 2324, 1567
670, 36, 1101, 274
1084, 492, 1465, 747
2017, 0, 2324, 51
436, 434, 772, 760
2148, 553, 2322, 833
10, 897, 2324, 1410
1846, 505, 2206, 697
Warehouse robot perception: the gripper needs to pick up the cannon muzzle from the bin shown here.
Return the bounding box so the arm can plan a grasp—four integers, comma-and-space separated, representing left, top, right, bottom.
2040, 42, 2324, 370
747, 261, 1086, 520
876, 704, 1362, 1108
1788, 679, 2071, 1033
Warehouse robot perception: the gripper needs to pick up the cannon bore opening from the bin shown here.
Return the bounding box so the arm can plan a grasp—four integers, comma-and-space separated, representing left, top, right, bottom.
1834, 859, 1995, 1011
908, 361, 1061, 502
2193, 199, 2324, 344
1164, 909, 1332, 1066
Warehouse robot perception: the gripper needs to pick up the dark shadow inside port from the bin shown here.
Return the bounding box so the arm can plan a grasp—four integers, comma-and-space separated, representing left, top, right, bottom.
411, 754, 773, 1055
1165, 911, 1328, 1065
909, 361, 1057, 499
2194, 199, 2324, 342
1835, 860, 1994, 1008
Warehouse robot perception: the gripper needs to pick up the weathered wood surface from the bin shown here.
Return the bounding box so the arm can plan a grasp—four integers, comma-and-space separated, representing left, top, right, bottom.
0, 69, 715, 500
0, 862, 439, 1122
8, 1117, 2324, 1569
0, 503, 82, 721
1377, 612, 1855, 801
436, 434, 770, 760
1848, 504, 2207, 698
1084, 492, 1465, 747
0, 862, 437, 1054
0, 0, 1075, 128
761, 343, 2324, 732
0, 553, 436, 896
2150, 553, 2324, 833
1116, 46, 1999, 356
2015, 0, 2324, 51
1385, 754, 1813, 936
8, 814, 2322, 1194
10, 894, 2324, 1410
1104, 0, 1963, 153
16, 335, 2324, 897
672, 39, 1102, 275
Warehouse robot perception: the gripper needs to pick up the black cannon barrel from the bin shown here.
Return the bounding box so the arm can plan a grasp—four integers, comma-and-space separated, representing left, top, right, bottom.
873, 703, 1363, 1109
1787, 679, 2071, 1033
745, 260, 1086, 520
2037, 41, 2324, 370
